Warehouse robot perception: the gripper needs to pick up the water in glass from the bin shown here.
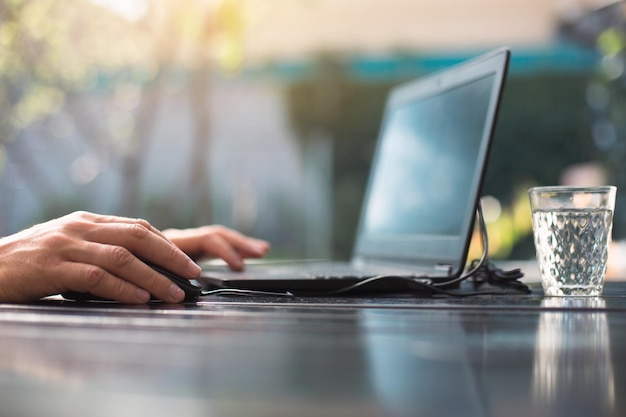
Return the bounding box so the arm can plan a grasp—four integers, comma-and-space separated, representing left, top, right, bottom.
532, 208, 613, 296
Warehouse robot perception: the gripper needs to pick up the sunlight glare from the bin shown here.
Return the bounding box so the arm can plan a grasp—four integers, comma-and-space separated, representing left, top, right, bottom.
89, 0, 148, 22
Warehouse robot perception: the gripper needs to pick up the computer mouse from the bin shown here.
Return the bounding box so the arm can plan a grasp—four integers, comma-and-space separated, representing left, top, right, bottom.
62, 261, 203, 302
144, 261, 203, 302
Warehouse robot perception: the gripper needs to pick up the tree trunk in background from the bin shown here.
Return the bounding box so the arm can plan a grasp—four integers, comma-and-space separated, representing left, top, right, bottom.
187, 67, 213, 226
118, 71, 165, 217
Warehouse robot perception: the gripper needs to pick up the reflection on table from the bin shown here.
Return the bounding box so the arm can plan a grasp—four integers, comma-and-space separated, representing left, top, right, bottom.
532, 298, 615, 416
0, 282, 625, 417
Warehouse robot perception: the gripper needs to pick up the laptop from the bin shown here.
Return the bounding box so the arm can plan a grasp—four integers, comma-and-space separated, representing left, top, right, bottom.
198, 47, 510, 294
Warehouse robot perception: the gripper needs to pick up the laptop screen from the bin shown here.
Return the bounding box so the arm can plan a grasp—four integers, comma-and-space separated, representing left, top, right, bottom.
354, 49, 509, 276
363, 74, 495, 237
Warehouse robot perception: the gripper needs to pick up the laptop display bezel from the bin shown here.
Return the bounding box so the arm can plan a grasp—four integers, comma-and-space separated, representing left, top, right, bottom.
352, 48, 510, 277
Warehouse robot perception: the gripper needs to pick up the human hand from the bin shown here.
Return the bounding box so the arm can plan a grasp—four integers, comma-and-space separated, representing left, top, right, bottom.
163, 225, 270, 271
0, 211, 202, 304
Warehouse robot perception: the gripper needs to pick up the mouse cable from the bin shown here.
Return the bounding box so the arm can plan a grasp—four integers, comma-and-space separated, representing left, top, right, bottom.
200, 288, 295, 297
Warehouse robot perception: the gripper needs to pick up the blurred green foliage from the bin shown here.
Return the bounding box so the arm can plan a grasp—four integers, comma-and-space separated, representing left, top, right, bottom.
590, 22, 626, 238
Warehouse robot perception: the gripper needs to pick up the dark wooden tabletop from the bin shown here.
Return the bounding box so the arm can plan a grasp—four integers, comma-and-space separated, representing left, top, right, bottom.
0, 281, 624, 417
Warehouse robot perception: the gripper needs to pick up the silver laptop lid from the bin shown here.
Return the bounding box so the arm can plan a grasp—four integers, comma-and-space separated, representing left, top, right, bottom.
353, 48, 510, 277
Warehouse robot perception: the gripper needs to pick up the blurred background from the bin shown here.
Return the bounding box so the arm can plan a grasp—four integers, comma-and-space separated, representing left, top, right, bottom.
0, 0, 625, 266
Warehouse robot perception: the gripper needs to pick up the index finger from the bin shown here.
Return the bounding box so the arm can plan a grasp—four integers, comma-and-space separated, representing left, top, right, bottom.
79, 221, 202, 279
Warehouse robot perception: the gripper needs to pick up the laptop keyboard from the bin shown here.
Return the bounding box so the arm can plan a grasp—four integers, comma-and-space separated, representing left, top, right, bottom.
200, 260, 378, 280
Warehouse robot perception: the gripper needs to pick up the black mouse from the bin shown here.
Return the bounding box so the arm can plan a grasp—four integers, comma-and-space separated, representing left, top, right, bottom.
62, 261, 203, 302
144, 261, 203, 302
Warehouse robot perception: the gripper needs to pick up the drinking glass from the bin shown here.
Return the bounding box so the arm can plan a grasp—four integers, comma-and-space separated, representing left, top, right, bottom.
529, 186, 616, 296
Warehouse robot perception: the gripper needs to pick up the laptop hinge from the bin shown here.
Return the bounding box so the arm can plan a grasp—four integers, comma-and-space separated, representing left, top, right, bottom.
434, 264, 454, 276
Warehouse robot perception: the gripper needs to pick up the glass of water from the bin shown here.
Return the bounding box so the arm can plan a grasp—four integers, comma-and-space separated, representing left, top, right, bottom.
529, 185, 617, 296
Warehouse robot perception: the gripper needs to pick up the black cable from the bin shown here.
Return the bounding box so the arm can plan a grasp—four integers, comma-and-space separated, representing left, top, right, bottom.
282, 201, 529, 297
431, 201, 490, 288
201, 288, 295, 297
200, 201, 530, 298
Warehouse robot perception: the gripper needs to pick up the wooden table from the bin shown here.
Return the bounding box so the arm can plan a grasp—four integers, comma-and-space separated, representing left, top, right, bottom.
0, 282, 624, 417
